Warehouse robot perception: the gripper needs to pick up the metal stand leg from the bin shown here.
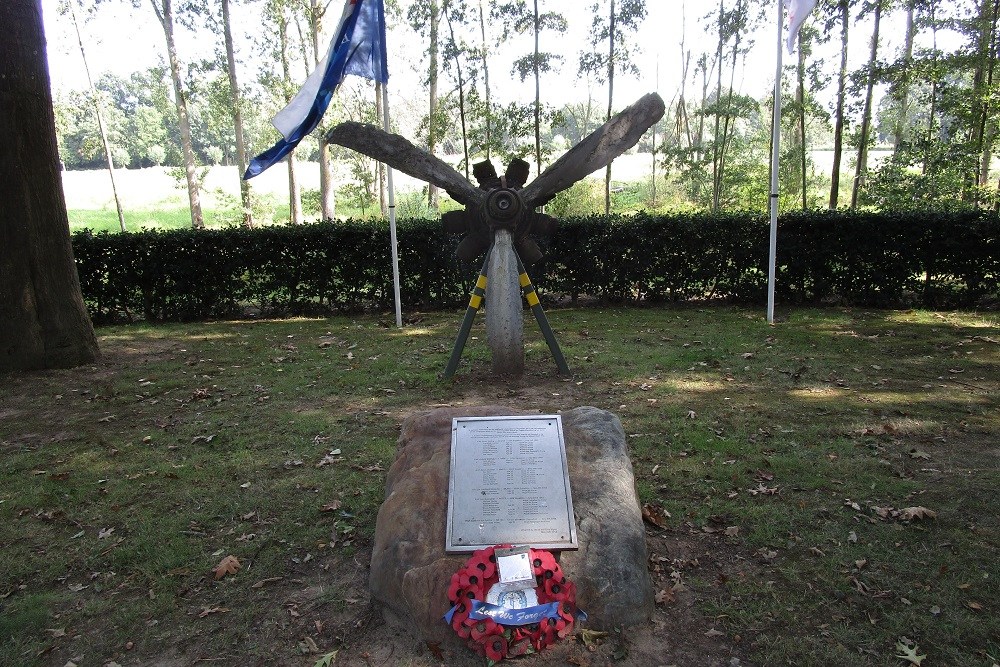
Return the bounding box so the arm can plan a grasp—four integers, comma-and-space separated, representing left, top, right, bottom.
443, 252, 491, 379
516, 257, 571, 377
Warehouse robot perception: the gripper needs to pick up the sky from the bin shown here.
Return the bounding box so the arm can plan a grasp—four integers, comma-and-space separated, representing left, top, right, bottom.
40, 0, 923, 134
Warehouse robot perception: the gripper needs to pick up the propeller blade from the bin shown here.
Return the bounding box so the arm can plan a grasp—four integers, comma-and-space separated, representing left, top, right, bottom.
520, 92, 665, 207
456, 233, 491, 263
515, 237, 543, 266
326, 122, 483, 207
442, 210, 473, 234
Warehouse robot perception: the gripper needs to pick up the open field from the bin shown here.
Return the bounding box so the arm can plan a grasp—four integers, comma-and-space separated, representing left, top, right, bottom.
1, 306, 998, 666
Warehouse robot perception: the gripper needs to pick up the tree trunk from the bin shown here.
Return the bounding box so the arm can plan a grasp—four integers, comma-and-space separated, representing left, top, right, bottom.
69, 0, 126, 232
1, 0, 100, 371
976, 0, 1000, 193
533, 0, 542, 178
428, 0, 440, 210
478, 0, 492, 161
829, 0, 849, 209
711, 0, 724, 212
851, 0, 880, 210
311, 0, 336, 220
444, 2, 470, 179
151, 0, 203, 228
604, 0, 616, 215
893, 0, 915, 155
279, 8, 302, 224
222, 0, 253, 228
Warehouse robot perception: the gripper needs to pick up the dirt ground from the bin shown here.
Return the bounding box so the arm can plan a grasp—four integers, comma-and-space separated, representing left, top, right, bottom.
280, 531, 753, 667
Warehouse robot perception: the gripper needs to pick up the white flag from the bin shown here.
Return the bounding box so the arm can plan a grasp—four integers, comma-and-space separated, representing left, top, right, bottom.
785, 0, 817, 53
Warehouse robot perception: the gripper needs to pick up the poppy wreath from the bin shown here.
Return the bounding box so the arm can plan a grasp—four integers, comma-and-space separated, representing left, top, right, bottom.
445, 545, 579, 662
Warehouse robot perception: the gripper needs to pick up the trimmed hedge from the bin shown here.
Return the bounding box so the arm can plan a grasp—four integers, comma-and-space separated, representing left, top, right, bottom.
72, 211, 1000, 323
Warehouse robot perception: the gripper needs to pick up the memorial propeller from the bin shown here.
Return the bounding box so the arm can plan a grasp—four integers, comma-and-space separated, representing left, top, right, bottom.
327, 92, 665, 378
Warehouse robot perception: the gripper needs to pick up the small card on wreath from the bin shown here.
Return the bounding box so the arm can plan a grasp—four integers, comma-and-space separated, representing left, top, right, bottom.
494, 546, 534, 592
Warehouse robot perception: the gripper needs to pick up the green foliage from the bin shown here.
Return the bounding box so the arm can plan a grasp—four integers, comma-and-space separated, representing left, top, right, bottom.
71, 211, 1000, 323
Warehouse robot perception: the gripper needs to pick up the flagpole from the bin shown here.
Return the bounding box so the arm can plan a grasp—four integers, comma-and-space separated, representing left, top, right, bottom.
767, 0, 784, 325
381, 84, 403, 328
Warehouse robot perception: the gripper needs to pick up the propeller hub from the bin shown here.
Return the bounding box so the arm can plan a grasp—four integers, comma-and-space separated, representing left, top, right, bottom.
483, 188, 524, 230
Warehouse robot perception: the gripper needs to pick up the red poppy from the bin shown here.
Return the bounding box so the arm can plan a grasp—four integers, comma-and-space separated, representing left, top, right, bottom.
484, 634, 508, 661
470, 618, 501, 642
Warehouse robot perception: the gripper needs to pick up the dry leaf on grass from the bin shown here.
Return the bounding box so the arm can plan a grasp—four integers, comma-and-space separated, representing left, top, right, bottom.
641, 503, 670, 529
899, 506, 937, 521
319, 500, 342, 512
895, 641, 926, 665
212, 555, 241, 580
250, 576, 283, 589
198, 606, 230, 618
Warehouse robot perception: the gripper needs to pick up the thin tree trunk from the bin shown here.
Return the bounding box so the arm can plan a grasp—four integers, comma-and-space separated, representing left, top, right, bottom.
151, 0, 203, 228
851, 0, 880, 210
604, 0, 616, 215
533, 0, 542, 178
893, 0, 915, 154
1, 0, 100, 371
923, 4, 939, 176
976, 0, 1000, 193
478, 0, 492, 161
829, 0, 848, 209
711, 0, 724, 212
310, 0, 336, 220
69, 0, 125, 232
279, 9, 302, 224
221, 0, 253, 228
428, 0, 440, 210
444, 1, 470, 179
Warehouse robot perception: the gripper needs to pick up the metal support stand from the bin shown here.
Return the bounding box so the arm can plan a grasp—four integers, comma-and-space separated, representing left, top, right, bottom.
516, 257, 571, 377
444, 252, 492, 379
443, 249, 572, 379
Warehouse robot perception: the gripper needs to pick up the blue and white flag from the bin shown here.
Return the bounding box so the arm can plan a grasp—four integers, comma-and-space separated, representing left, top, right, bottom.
244, 0, 388, 179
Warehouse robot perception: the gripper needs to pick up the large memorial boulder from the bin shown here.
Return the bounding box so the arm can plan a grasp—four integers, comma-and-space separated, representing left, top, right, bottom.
369, 405, 653, 645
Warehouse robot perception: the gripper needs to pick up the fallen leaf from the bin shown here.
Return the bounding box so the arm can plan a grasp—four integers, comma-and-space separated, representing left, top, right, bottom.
250, 577, 283, 589
313, 652, 338, 667
655, 588, 675, 605
45, 628, 66, 638
642, 503, 670, 529
909, 449, 931, 460
899, 507, 937, 521
895, 641, 926, 665
198, 607, 230, 618
299, 636, 319, 654
212, 555, 241, 580
97, 527, 115, 539
426, 642, 444, 660
848, 531, 858, 543
724, 526, 740, 537
319, 501, 341, 514
966, 601, 984, 611
686, 410, 697, 419
704, 628, 724, 637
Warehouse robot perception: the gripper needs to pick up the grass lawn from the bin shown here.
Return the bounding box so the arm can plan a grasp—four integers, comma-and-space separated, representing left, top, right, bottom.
0, 306, 997, 666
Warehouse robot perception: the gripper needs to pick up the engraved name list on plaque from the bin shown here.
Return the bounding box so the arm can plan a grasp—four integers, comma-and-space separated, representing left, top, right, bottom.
446, 415, 577, 552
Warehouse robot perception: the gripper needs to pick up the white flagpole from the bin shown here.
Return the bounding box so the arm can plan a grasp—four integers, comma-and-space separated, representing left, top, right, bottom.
766, 0, 784, 324
381, 84, 403, 328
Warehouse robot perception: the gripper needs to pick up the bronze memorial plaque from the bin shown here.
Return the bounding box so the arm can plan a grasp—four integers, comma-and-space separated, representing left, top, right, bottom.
446, 415, 577, 552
